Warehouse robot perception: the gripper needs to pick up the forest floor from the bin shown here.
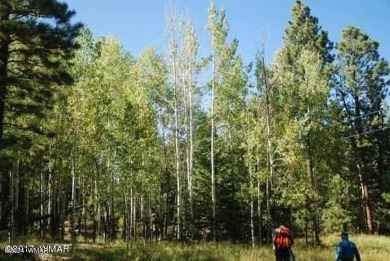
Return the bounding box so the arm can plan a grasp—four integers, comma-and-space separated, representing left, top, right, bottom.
1, 234, 389, 261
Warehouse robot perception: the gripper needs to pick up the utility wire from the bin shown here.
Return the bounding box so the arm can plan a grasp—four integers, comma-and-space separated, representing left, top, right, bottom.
340, 108, 387, 123
341, 125, 390, 139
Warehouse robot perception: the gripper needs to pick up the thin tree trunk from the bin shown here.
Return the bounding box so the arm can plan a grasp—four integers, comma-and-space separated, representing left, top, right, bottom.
187, 42, 195, 242
40, 171, 46, 238
71, 145, 77, 256
171, 39, 182, 242
59, 158, 66, 241
211, 36, 217, 242
141, 195, 145, 246
159, 184, 164, 241
93, 159, 100, 243
306, 148, 320, 244
257, 177, 262, 245
14, 158, 20, 236
133, 193, 137, 242
124, 188, 129, 250
82, 175, 87, 243
266, 180, 271, 243
110, 157, 115, 240
249, 147, 255, 248
24, 172, 30, 236
260, 55, 274, 242
47, 164, 51, 234
255, 152, 262, 245
148, 194, 152, 242
9, 169, 14, 244
129, 187, 134, 248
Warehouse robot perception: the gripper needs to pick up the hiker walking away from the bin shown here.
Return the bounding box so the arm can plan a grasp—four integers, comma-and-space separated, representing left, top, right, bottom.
335, 232, 361, 261
273, 225, 294, 261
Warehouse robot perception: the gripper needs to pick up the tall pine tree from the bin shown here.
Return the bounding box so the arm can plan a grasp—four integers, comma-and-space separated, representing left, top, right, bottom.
273, 0, 333, 244
335, 26, 390, 234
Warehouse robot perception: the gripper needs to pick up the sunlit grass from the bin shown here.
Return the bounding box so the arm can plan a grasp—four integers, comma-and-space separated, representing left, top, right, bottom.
66, 235, 390, 261
1, 234, 389, 260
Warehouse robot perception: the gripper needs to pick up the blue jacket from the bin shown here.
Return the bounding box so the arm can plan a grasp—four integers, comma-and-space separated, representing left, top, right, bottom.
335, 239, 361, 261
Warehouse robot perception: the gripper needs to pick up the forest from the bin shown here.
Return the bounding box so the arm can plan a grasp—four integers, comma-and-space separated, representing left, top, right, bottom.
0, 0, 389, 260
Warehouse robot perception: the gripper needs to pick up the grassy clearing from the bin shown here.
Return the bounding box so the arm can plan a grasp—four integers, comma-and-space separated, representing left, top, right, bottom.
1, 234, 389, 260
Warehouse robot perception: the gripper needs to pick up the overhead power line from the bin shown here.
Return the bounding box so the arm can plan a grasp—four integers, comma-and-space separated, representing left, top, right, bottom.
342, 108, 387, 123
342, 125, 390, 139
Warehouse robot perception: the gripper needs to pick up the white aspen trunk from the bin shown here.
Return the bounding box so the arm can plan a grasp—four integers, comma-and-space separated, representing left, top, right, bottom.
148, 193, 152, 242
141, 195, 145, 246
261, 56, 274, 242
159, 111, 167, 241
183, 71, 190, 241
124, 189, 129, 251
174, 79, 182, 242
133, 193, 137, 242
158, 185, 164, 241
110, 154, 115, 240
170, 35, 182, 241
14, 158, 19, 227
251, 190, 255, 247
60, 160, 66, 240
129, 187, 133, 248
25, 171, 29, 235
9, 169, 14, 244
180, 15, 197, 243
248, 147, 255, 248
82, 174, 86, 243
93, 160, 99, 242
40, 171, 44, 238
71, 147, 77, 256
47, 162, 51, 231
188, 44, 194, 242
211, 36, 217, 242
266, 180, 271, 243
257, 152, 262, 245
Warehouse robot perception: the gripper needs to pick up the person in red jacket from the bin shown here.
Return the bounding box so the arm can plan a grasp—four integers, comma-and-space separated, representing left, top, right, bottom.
273, 225, 295, 261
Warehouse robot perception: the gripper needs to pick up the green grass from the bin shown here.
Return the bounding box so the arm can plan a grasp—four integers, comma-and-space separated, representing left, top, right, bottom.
1, 234, 389, 260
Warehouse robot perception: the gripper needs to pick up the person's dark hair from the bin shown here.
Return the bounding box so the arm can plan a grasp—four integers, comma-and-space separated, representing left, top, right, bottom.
341, 231, 349, 238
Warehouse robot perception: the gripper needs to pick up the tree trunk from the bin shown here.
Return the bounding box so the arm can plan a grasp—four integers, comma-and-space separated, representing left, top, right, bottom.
70, 146, 77, 256
249, 148, 255, 248
24, 171, 30, 236
124, 188, 129, 250
306, 150, 320, 245
9, 169, 14, 243
15, 158, 20, 234
350, 94, 374, 234
171, 42, 182, 242
261, 55, 274, 242
188, 79, 194, 243
211, 39, 217, 242
40, 171, 46, 238
257, 177, 262, 245
158, 184, 164, 241
266, 179, 271, 243
141, 195, 145, 246
129, 187, 134, 248
356, 160, 373, 234
133, 193, 137, 242
93, 159, 100, 243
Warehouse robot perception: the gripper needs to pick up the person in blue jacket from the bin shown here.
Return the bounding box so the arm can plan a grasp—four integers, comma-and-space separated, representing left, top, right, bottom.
335, 231, 361, 261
